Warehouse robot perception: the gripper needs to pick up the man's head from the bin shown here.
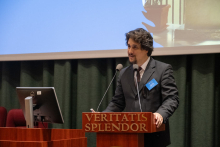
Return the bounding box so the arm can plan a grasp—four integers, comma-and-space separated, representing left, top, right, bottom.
125, 28, 154, 66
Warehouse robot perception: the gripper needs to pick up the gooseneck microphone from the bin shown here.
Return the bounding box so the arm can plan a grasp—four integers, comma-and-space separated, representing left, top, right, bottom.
96, 64, 123, 112
133, 64, 142, 112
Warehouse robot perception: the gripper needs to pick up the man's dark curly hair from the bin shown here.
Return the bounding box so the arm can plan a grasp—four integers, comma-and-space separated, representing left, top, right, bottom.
125, 28, 154, 56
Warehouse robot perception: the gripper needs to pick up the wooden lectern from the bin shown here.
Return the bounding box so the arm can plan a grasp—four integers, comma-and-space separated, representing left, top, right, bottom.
0, 128, 87, 147
82, 112, 165, 147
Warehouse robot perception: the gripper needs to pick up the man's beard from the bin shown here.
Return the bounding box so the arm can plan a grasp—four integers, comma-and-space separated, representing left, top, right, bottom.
128, 58, 137, 65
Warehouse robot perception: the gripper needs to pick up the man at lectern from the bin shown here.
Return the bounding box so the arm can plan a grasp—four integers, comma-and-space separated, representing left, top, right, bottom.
103, 28, 179, 147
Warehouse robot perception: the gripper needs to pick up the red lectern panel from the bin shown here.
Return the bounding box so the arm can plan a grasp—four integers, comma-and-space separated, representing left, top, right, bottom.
82, 112, 165, 147
0, 128, 87, 147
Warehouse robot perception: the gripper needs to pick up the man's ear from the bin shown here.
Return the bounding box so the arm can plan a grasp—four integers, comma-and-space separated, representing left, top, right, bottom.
145, 50, 149, 55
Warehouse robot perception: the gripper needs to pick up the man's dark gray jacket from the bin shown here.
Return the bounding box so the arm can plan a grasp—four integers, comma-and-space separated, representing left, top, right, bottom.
103, 57, 179, 147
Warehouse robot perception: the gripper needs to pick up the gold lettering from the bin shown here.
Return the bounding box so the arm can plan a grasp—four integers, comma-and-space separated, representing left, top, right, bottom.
105, 123, 111, 131
128, 114, 136, 121
94, 114, 100, 121
85, 114, 93, 121
92, 124, 98, 131
141, 114, 147, 121
138, 114, 141, 121
121, 114, 129, 122
114, 114, 121, 121
101, 114, 108, 122
130, 123, 139, 131
140, 123, 148, 132
110, 114, 113, 121
85, 123, 90, 131
98, 124, 104, 131
112, 123, 120, 131
121, 123, 129, 131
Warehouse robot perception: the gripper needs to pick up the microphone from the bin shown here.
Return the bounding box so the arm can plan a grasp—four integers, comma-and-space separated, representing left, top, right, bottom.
133, 64, 142, 112
116, 64, 123, 71
133, 64, 138, 71
96, 64, 123, 112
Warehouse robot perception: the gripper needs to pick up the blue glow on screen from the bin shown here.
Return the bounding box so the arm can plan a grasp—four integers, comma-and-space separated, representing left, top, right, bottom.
0, 0, 161, 55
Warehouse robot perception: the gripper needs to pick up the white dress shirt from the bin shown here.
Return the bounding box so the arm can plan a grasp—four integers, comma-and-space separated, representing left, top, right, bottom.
134, 57, 150, 82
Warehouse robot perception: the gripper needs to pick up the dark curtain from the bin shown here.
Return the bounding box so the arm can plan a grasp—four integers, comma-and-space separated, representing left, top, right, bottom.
0, 54, 219, 147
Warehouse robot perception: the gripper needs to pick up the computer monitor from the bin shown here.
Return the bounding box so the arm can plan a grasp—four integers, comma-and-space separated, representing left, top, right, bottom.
16, 87, 64, 124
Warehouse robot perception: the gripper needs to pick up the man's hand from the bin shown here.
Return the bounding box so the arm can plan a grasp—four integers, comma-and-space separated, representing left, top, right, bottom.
153, 113, 163, 128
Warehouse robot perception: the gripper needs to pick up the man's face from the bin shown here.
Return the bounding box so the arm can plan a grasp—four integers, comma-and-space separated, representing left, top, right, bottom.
127, 38, 148, 66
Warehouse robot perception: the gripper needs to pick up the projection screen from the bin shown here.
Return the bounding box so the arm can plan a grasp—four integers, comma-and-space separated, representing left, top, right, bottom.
0, 0, 219, 61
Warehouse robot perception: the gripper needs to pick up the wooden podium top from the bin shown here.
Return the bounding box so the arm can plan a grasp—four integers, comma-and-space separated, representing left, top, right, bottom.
82, 112, 165, 133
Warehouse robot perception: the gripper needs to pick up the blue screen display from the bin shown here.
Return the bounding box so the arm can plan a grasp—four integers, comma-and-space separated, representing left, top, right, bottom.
0, 0, 162, 55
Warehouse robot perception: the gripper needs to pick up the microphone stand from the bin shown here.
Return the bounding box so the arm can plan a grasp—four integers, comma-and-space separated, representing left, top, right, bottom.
134, 71, 142, 112
96, 70, 118, 112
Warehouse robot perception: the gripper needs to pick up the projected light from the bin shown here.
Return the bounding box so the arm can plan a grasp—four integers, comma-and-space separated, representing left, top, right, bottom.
0, 0, 219, 61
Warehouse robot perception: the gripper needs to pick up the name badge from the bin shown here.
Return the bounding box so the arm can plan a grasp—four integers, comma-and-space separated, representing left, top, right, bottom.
145, 79, 158, 90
